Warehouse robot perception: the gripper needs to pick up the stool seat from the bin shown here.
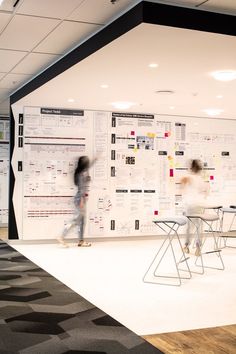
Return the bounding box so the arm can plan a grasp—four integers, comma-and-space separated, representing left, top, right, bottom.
153, 216, 188, 226
203, 205, 222, 209
221, 207, 236, 213
229, 205, 236, 209
186, 213, 219, 222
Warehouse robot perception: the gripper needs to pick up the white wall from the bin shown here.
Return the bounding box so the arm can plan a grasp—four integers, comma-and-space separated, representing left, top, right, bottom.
11, 105, 236, 240
0, 116, 9, 226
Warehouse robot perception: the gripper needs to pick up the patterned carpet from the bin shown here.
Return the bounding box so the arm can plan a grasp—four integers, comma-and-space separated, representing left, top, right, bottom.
0, 240, 163, 354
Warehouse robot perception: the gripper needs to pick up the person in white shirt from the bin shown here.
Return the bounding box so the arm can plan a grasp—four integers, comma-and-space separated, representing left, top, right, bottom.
181, 159, 209, 255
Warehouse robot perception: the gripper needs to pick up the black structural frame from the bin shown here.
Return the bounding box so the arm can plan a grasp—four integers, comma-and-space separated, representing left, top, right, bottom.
9, 1, 236, 239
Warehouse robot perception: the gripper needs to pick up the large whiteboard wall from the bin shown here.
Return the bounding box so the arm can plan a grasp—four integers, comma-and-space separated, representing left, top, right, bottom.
0, 117, 9, 226
12, 106, 236, 240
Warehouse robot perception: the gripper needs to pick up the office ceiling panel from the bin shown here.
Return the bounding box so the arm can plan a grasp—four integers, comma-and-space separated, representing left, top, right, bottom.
0, 0, 15, 12
34, 21, 101, 55
67, 0, 135, 25
0, 14, 60, 51
200, 0, 236, 15
1, 0, 236, 116
0, 49, 27, 72
0, 12, 12, 33
0, 88, 11, 100
12, 52, 60, 75
16, 0, 85, 19
0, 98, 10, 115
18, 23, 236, 119
0, 73, 31, 89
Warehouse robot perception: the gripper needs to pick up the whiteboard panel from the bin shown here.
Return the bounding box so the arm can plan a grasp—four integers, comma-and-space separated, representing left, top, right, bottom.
11, 106, 236, 239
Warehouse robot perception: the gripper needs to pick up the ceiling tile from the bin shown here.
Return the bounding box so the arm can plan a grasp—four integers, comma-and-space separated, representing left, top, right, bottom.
34, 20, 101, 55
67, 0, 135, 25
0, 88, 10, 101
200, 0, 236, 15
0, 73, 31, 90
0, 98, 10, 115
0, 73, 6, 80
0, 14, 60, 51
0, 12, 12, 33
0, 49, 27, 72
0, 0, 15, 12
16, 0, 84, 19
12, 52, 60, 75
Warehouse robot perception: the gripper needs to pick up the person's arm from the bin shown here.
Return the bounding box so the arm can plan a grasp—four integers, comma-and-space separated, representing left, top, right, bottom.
180, 176, 190, 187
89, 153, 102, 168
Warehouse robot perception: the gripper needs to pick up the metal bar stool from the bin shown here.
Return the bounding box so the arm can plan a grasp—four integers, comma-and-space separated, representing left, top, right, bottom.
186, 213, 225, 274
143, 216, 191, 286
203, 205, 222, 232
218, 207, 236, 248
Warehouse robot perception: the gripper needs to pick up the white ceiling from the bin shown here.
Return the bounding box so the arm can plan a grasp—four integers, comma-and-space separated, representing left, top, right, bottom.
17, 22, 236, 119
1, 0, 236, 117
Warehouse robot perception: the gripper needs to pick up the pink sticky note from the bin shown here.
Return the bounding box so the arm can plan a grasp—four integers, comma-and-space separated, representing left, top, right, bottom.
131, 131, 135, 135
154, 210, 158, 215
170, 169, 174, 177
210, 175, 214, 180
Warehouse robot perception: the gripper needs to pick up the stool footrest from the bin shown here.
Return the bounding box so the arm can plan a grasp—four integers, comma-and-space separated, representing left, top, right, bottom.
178, 257, 190, 263
220, 234, 236, 238
204, 249, 222, 255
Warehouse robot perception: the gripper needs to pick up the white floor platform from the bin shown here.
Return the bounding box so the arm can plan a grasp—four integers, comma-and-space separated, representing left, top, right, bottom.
10, 238, 236, 336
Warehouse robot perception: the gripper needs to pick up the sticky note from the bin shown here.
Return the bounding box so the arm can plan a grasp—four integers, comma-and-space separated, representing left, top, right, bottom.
131, 131, 135, 135
210, 175, 214, 180
154, 210, 158, 215
147, 132, 156, 138
170, 169, 174, 177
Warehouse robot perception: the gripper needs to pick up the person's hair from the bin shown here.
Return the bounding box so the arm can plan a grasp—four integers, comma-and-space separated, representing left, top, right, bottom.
74, 156, 90, 185
190, 159, 202, 174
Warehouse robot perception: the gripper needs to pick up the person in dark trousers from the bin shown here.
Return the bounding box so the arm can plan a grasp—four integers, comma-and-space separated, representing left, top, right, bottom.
58, 156, 95, 247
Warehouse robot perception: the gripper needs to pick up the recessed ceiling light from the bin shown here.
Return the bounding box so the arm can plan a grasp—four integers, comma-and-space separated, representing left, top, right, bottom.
211, 70, 236, 82
216, 95, 223, 99
111, 101, 137, 110
0, 0, 4, 6
67, 98, 75, 102
100, 84, 109, 88
149, 63, 158, 68
203, 108, 224, 116
169, 106, 175, 110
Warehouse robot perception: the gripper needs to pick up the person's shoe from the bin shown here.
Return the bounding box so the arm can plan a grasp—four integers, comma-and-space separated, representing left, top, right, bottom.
78, 240, 91, 247
183, 245, 190, 254
57, 237, 68, 248
195, 245, 201, 257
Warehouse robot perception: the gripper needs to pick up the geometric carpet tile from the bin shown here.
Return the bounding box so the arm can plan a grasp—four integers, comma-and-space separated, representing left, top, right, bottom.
93, 315, 123, 327
7, 320, 66, 335
6, 311, 75, 325
0, 287, 51, 302
0, 240, 163, 354
0, 275, 22, 280
61, 351, 106, 354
